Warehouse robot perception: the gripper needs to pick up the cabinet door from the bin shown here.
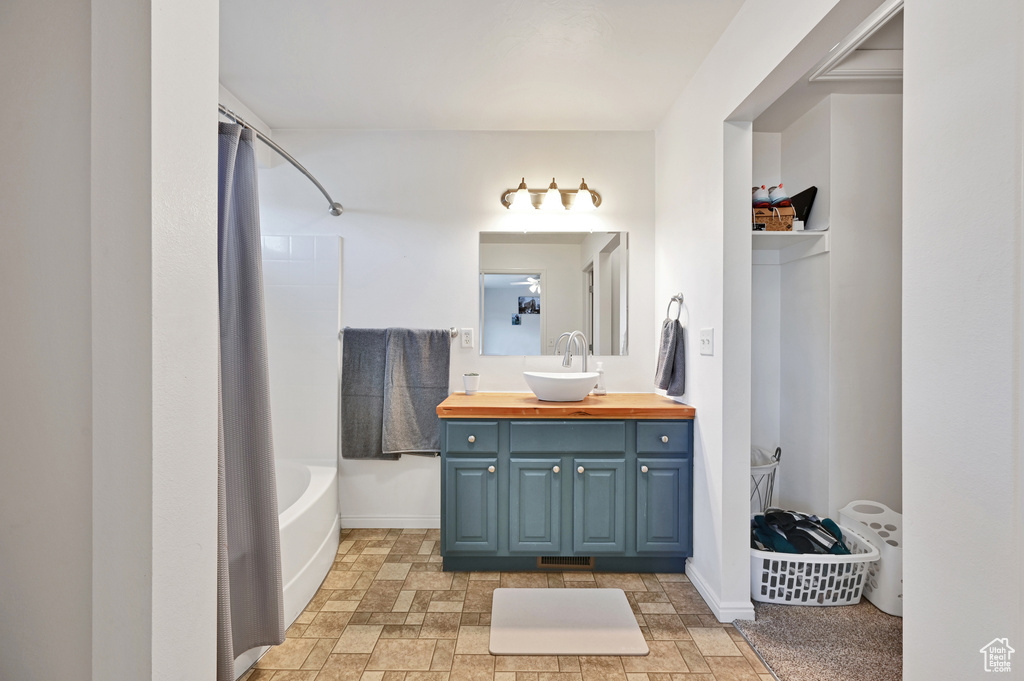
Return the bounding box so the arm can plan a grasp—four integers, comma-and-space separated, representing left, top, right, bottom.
444, 458, 498, 553
636, 457, 691, 554
509, 458, 561, 553
573, 458, 626, 554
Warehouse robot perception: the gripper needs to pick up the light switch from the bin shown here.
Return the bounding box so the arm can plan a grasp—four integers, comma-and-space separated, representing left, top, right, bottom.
699, 328, 714, 356
460, 328, 474, 349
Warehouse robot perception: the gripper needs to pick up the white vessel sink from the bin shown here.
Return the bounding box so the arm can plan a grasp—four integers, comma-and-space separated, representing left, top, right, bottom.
523, 371, 600, 402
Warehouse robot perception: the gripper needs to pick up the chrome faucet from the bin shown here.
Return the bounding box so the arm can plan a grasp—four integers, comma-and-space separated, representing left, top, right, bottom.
555, 330, 589, 372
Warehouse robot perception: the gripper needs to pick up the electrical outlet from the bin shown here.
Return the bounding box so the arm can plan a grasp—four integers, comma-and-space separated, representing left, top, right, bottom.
460, 328, 474, 349
699, 328, 714, 356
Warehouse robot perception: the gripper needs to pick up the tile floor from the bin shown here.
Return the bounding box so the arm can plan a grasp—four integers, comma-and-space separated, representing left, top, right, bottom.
240, 528, 773, 681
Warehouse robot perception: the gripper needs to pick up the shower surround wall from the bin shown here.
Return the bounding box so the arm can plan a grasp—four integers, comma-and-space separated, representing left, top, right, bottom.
257, 130, 656, 528
261, 234, 341, 465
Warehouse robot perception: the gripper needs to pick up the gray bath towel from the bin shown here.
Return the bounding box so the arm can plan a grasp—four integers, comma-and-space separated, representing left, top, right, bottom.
382, 328, 452, 456
341, 328, 396, 460
655, 318, 686, 397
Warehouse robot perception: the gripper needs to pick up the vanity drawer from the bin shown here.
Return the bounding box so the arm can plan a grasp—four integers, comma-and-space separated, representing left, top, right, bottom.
446, 421, 499, 454
636, 421, 692, 455
509, 420, 626, 454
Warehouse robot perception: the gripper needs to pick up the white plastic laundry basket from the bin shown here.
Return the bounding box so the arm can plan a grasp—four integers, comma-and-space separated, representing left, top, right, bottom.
750, 523, 880, 606
840, 500, 903, 617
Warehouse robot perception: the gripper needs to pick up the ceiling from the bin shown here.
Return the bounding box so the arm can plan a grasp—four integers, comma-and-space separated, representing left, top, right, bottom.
219, 0, 745, 131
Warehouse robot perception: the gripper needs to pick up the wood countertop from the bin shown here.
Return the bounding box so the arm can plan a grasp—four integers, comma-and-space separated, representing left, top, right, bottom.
436, 392, 695, 420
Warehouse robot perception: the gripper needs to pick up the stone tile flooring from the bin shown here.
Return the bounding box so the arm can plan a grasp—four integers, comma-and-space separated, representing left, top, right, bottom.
240, 528, 773, 681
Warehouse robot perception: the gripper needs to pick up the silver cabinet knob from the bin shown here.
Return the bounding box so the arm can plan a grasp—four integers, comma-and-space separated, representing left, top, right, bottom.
641, 465, 649, 473
468, 435, 476, 443
552, 465, 560, 473
577, 466, 585, 474
661, 435, 669, 443
487, 465, 495, 473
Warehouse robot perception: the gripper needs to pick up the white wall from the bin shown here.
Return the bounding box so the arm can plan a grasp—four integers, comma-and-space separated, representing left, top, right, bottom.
902, 1, 1023, 678
655, 0, 882, 621
778, 253, 831, 515
95, 0, 220, 678
751, 132, 782, 190
258, 130, 655, 528
262, 235, 341, 463
750, 133, 783, 477
750, 266, 781, 463
777, 98, 832, 516
2, 1, 219, 679
828, 94, 902, 516
781, 96, 832, 231
1, 2, 93, 677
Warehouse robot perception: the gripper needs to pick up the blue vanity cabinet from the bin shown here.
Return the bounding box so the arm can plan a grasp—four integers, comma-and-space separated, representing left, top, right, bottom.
444, 457, 499, 552
508, 458, 562, 553
573, 458, 627, 553
438, 407, 693, 571
636, 457, 692, 553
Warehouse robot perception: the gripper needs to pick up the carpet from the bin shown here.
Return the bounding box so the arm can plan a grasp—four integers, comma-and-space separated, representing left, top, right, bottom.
489, 588, 649, 656
733, 600, 902, 681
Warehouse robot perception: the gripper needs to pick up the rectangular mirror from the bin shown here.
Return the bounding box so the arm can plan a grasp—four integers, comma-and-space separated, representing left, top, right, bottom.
479, 231, 628, 356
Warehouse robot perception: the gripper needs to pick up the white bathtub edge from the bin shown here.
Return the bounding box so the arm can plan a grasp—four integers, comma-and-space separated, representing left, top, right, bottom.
284, 511, 341, 625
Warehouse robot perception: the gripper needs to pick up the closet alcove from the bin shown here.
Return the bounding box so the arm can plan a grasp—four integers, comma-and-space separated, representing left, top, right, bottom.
746, 2, 904, 520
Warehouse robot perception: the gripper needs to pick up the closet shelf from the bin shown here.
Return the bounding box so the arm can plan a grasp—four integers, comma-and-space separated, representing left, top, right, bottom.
752, 230, 830, 265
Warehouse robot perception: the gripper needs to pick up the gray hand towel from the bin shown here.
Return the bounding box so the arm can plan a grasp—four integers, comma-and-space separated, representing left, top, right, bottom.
382, 328, 452, 456
341, 328, 396, 460
655, 318, 685, 397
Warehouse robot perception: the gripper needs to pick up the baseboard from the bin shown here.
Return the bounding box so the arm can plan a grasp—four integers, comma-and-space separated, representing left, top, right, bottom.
685, 557, 756, 622
341, 515, 441, 529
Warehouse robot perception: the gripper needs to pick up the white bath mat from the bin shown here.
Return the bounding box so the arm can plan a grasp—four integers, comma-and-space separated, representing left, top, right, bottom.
489, 588, 649, 656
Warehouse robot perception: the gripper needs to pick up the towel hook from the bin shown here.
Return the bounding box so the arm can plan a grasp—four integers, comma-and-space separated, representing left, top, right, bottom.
666, 293, 684, 321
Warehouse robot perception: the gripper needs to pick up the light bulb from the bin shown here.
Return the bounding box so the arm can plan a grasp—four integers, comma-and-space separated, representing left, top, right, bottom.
509, 178, 532, 211
573, 178, 594, 211
541, 178, 563, 211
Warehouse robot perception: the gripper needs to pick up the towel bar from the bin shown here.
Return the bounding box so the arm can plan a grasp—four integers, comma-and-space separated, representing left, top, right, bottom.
338, 327, 458, 340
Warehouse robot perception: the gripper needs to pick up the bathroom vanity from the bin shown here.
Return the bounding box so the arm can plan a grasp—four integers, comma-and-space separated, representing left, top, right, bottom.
436, 393, 695, 572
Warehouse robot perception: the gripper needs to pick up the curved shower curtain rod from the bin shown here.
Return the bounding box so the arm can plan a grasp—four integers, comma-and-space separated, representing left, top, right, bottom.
219, 104, 343, 217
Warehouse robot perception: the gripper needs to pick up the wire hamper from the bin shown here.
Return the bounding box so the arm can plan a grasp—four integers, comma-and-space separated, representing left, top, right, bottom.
750, 523, 880, 606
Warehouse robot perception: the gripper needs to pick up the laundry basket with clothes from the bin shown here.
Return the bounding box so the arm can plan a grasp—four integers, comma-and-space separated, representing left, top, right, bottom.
751, 509, 851, 555
749, 509, 879, 606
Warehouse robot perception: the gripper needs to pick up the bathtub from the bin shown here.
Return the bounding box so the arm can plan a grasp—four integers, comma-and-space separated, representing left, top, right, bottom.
235, 460, 340, 678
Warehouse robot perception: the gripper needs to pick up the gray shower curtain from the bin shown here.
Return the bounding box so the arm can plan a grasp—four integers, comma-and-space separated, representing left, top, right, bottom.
217, 122, 285, 681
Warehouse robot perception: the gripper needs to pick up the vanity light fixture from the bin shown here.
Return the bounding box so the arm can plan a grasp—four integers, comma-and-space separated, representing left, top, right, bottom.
541, 178, 562, 211
500, 177, 602, 210
573, 178, 595, 212
508, 178, 532, 211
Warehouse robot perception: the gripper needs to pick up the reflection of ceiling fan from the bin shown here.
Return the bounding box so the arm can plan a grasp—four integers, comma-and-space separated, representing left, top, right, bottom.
511, 277, 541, 294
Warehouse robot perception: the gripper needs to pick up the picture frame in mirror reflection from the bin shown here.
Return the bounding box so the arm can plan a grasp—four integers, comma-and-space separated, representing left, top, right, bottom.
518, 296, 540, 315
479, 231, 628, 357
